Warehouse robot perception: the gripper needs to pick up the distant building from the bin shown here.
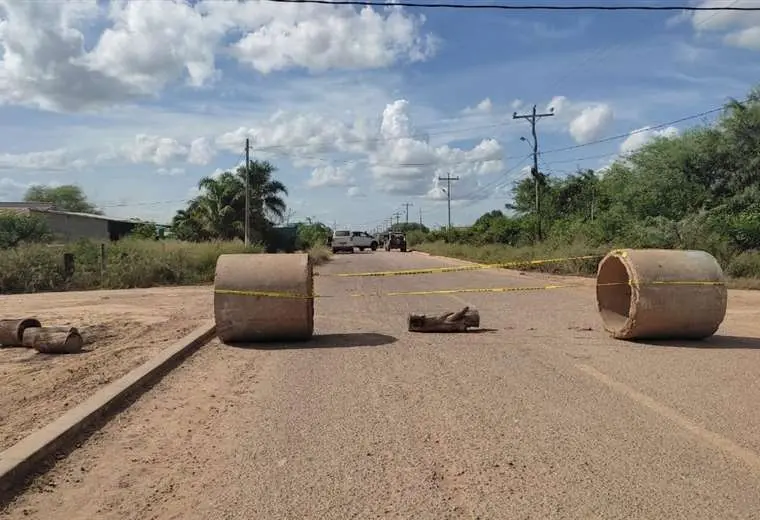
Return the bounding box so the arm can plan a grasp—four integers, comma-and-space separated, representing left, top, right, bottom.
0, 202, 156, 242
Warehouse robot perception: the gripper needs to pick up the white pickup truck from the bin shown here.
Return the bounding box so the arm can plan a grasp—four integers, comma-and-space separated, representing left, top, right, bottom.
331, 230, 379, 253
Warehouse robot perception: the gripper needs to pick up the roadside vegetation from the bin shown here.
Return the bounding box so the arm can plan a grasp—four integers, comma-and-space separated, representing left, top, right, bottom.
404, 85, 760, 288
0, 161, 333, 294
6, 85, 760, 292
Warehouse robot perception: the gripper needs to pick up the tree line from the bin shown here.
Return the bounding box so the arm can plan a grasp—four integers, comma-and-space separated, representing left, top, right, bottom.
413, 84, 760, 272
6, 82, 760, 269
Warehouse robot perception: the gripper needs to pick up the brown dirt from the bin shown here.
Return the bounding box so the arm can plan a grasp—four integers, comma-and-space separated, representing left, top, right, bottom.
3, 252, 760, 518
0, 286, 212, 451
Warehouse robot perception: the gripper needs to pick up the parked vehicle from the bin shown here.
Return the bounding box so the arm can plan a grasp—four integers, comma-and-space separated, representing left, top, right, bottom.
331, 230, 379, 253
384, 232, 407, 252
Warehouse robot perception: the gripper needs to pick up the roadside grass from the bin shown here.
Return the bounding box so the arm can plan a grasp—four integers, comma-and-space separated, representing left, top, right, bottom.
413, 240, 760, 290
306, 244, 333, 266
0, 238, 259, 294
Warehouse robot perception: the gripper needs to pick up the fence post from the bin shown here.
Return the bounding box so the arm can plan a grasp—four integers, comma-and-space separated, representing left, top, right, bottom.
63, 253, 75, 281
100, 243, 106, 286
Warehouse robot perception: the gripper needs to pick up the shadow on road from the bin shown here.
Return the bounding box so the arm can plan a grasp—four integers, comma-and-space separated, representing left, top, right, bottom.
224, 332, 398, 350
633, 334, 760, 350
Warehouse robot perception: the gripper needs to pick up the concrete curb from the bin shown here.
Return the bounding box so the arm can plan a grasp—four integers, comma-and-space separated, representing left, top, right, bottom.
0, 320, 216, 499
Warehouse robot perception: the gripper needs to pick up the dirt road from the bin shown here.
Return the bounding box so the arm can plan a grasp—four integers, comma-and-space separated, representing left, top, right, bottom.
4, 251, 760, 519
0, 286, 212, 451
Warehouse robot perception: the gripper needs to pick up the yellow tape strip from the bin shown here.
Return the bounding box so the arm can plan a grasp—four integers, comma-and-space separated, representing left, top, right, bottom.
381, 284, 573, 297
329, 254, 603, 278
214, 279, 726, 299
214, 289, 316, 299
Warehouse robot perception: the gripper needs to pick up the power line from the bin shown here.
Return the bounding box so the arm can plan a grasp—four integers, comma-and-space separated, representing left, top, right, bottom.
457, 154, 532, 204
93, 93, 744, 212
538, 106, 726, 158
262, 0, 760, 11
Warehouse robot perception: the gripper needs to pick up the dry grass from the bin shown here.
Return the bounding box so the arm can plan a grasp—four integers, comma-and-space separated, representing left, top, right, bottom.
0, 238, 260, 294
414, 240, 760, 290
307, 245, 333, 266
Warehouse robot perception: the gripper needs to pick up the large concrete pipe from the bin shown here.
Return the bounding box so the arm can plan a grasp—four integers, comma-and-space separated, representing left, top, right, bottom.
214, 253, 314, 343
596, 248, 727, 340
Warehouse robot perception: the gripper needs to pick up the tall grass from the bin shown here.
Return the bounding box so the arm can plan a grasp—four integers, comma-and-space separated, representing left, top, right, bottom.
414, 240, 760, 289
414, 240, 607, 276
306, 244, 332, 266
0, 238, 260, 294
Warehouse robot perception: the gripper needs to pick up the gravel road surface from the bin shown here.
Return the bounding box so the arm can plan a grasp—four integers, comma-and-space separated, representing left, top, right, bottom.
3, 251, 760, 519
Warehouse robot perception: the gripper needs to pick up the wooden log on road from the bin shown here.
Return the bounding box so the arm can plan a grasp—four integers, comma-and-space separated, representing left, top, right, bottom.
408, 307, 480, 333
22, 326, 84, 354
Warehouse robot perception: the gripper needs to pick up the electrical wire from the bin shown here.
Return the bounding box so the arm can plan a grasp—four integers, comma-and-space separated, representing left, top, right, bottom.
261, 0, 760, 11
29, 0, 759, 8
91, 93, 744, 210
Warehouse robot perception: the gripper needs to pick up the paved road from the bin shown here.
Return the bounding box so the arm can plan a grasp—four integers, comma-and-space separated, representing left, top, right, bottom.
4, 251, 760, 519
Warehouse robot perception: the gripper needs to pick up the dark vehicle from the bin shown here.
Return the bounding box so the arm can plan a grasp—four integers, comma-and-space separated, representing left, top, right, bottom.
384, 232, 407, 252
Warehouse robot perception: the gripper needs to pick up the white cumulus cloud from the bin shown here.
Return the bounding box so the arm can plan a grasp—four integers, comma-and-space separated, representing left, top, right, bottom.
620, 125, 680, 154
0, 0, 437, 112
690, 0, 760, 51
569, 104, 614, 144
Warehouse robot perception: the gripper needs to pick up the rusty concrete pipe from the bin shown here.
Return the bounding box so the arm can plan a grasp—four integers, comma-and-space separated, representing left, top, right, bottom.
214, 253, 314, 343
0, 318, 42, 347
596, 249, 727, 340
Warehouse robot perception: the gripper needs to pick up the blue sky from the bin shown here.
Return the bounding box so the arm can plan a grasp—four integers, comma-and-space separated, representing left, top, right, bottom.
0, 0, 758, 230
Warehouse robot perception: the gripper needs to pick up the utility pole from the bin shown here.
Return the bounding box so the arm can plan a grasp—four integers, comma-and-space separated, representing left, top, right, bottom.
244, 138, 251, 247
513, 104, 554, 242
392, 212, 401, 227
401, 202, 413, 225
438, 174, 460, 232
419, 207, 423, 227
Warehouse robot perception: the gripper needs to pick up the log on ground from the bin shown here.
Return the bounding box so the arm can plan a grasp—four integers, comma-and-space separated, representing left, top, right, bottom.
22, 326, 84, 354
408, 307, 480, 333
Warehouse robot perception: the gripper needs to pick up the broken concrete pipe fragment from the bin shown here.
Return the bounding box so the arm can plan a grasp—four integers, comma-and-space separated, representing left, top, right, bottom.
596, 248, 727, 341
214, 253, 315, 343
0, 318, 42, 347
22, 326, 84, 354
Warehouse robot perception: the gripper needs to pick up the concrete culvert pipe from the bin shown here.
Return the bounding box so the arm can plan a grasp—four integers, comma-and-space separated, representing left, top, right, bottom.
214, 253, 314, 343
596, 249, 728, 340
0, 318, 42, 347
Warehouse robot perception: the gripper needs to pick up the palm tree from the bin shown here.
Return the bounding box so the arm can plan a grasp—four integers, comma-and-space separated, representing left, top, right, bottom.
235, 159, 288, 229
194, 172, 244, 240
171, 160, 289, 242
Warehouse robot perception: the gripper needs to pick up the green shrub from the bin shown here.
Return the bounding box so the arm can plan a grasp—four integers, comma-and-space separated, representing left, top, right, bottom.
0, 238, 261, 294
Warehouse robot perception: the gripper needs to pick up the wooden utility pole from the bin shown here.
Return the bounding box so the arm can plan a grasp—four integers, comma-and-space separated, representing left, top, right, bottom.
419, 207, 423, 227
244, 138, 251, 247
438, 174, 459, 233
393, 211, 401, 228
401, 202, 413, 225
513, 104, 554, 241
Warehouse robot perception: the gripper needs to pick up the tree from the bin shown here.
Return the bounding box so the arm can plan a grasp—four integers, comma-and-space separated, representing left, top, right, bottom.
0, 212, 51, 248
170, 159, 289, 242
296, 219, 332, 249
24, 185, 102, 214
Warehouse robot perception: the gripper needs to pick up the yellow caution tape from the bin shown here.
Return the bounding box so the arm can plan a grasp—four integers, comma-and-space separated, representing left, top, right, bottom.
325, 254, 603, 278
213, 279, 726, 299
214, 289, 316, 299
